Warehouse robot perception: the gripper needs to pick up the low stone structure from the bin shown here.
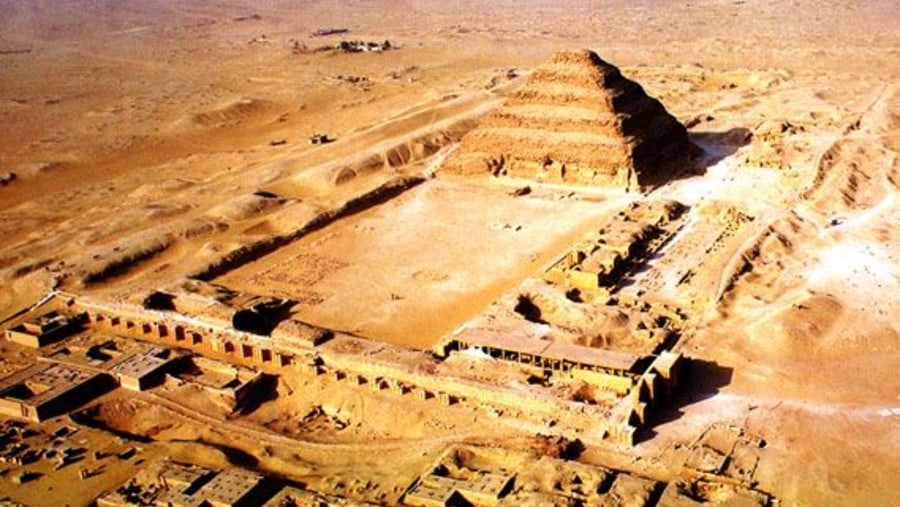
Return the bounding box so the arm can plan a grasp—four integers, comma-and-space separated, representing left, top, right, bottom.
404, 448, 515, 507
21, 288, 682, 447
98, 461, 267, 507
436, 328, 641, 380
166, 355, 267, 413
262, 486, 371, 506
107, 351, 172, 391
545, 199, 688, 291
5, 310, 85, 348
97, 460, 378, 507
434, 328, 681, 445
0, 361, 110, 422
73, 294, 303, 371
404, 445, 668, 507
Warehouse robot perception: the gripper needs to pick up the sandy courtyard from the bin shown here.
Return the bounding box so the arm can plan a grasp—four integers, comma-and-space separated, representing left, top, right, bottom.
218, 180, 625, 348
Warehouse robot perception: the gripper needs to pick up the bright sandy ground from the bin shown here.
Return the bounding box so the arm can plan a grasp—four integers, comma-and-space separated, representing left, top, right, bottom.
217, 180, 628, 348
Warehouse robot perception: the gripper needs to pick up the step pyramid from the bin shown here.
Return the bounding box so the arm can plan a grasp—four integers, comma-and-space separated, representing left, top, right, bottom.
442, 50, 693, 189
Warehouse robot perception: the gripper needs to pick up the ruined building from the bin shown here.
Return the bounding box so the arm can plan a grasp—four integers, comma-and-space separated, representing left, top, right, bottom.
443, 49, 693, 189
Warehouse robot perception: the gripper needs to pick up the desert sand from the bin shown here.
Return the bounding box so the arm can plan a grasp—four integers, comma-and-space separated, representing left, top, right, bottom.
1, 1, 899, 506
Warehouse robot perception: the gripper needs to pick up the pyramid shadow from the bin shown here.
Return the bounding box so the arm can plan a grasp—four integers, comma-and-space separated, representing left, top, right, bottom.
642, 127, 751, 189
635, 357, 734, 443
689, 127, 753, 171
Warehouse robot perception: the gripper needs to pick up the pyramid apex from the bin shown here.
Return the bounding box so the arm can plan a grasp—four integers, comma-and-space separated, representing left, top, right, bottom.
549, 49, 615, 70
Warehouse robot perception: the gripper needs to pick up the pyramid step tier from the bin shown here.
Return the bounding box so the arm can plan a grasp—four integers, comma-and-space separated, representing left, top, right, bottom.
479, 101, 679, 137
441, 49, 694, 189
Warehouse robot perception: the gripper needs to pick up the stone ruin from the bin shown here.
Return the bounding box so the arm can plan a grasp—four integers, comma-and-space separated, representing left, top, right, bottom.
442, 49, 694, 189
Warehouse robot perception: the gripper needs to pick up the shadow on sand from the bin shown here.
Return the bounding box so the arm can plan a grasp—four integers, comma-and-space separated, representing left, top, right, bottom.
690, 127, 753, 171
635, 357, 734, 443
646, 127, 751, 189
